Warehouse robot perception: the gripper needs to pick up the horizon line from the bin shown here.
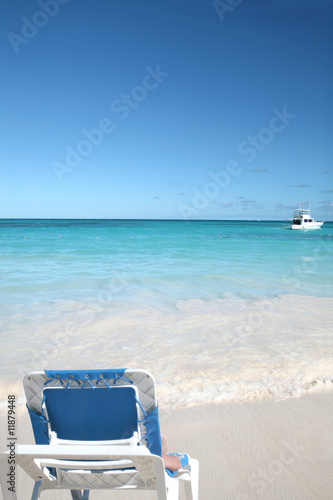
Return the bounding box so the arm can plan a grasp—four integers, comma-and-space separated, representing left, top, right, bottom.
0, 217, 331, 222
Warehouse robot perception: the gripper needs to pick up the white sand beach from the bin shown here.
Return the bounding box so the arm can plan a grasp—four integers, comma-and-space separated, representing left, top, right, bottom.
1, 391, 332, 499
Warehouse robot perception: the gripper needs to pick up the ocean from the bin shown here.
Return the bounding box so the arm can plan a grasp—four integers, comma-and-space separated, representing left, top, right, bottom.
0, 219, 332, 410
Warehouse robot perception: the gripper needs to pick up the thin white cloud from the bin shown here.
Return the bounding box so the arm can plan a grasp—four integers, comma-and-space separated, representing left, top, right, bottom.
240, 199, 257, 205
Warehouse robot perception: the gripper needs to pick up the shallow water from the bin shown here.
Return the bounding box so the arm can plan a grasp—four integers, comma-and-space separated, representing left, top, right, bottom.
0, 219, 332, 409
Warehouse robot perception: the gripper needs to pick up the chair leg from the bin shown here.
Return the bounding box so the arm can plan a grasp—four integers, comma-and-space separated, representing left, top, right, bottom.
71, 491, 83, 500
70, 491, 89, 500
183, 459, 199, 500
165, 477, 179, 500
31, 481, 42, 500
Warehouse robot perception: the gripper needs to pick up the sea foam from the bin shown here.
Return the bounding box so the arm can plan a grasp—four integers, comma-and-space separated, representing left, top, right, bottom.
1, 294, 332, 411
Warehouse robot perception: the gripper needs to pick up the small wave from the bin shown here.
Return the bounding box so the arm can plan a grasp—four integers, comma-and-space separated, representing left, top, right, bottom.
3, 376, 332, 415
1, 295, 332, 411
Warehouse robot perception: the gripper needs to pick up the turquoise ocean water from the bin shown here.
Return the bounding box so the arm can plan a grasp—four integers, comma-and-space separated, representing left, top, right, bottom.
1, 219, 333, 408
1, 219, 333, 305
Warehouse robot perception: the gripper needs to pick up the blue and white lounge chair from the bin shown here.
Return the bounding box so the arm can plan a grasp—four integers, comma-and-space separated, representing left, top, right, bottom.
0, 369, 199, 499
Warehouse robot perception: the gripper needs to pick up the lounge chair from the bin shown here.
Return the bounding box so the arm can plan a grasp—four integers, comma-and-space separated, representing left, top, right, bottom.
0, 369, 199, 499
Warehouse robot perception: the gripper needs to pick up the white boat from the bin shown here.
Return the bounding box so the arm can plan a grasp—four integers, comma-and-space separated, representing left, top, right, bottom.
291, 207, 324, 230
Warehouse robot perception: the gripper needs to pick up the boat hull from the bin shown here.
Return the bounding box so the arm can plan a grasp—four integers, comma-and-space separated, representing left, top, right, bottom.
291, 221, 324, 230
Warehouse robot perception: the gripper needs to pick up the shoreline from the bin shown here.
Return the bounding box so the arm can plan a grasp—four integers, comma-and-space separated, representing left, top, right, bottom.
1, 293, 333, 410
1, 391, 332, 499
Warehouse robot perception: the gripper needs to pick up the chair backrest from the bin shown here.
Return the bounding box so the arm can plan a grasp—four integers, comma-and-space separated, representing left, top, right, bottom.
24, 369, 162, 456
43, 386, 138, 441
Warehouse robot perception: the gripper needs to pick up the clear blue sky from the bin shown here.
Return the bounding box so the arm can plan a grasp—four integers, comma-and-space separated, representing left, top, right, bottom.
2, 0, 333, 219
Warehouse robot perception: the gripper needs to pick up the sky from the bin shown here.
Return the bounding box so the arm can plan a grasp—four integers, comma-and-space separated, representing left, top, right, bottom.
1, 0, 333, 220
